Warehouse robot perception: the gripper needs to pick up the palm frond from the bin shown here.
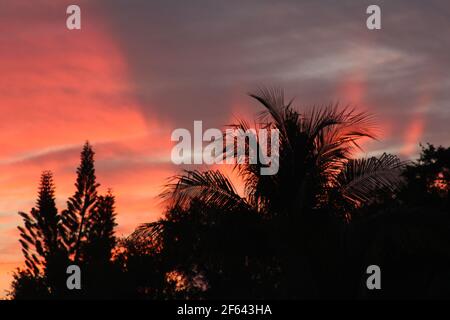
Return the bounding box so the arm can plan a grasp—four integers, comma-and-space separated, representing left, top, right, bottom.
336, 153, 406, 205
250, 87, 286, 125
131, 221, 165, 241
160, 170, 249, 211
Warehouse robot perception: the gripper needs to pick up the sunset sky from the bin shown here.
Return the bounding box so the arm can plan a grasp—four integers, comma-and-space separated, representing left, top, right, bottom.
1, 0, 449, 297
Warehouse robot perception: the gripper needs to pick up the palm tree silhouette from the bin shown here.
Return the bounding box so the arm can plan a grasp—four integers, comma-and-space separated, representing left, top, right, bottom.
154, 88, 403, 219
133, 88, 405, 298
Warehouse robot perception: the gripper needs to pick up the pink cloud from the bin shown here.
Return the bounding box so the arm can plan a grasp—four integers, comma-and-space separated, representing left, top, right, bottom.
0, 1, 176, 297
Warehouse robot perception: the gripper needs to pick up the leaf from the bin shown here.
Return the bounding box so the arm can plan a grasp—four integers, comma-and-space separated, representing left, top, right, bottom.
336, 153, 406, 205
160, 170, 249, 212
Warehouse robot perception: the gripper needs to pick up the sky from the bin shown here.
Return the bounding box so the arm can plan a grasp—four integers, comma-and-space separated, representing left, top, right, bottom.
1, 0, 449, 297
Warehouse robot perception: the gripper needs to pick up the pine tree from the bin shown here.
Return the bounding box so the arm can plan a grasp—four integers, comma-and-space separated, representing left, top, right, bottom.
14, 142, 119, 298
16, 171, 66, 297
82, 191, 118, 298
61, 142, 119, 297
62, 141, 100, 263
83, 190, 117, 264
18, 171, 60, 275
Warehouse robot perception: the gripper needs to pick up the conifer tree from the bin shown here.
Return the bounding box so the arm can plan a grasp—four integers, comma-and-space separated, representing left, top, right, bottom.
16, 171, 67, 297
18, 171, 61, 276
14, 142, 119, 298
62, 141, 99, 263
83, 190, 117, 264
82, 191, 118, 298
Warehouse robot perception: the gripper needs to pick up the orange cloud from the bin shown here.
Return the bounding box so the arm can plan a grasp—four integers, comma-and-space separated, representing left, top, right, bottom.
0, 2, 175, 298
400, 117, 425, 158
400, 75, 434, 158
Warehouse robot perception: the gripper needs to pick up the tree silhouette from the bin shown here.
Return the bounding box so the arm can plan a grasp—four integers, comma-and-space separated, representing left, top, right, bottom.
59, 142, 120, 298
61, 142, 100, 264
9, 91, 450, 299
158, 89, 403, 221
14, 171, 67, 298
401, 143, 450, 209
81, 191, 120, 298
134, 89, 405, 298
83, 191, 117, 264
8, 270, 48, 300
11, 143, 119, 299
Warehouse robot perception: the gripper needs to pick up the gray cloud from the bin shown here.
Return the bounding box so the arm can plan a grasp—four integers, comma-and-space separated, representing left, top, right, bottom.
11, 0, 448, 154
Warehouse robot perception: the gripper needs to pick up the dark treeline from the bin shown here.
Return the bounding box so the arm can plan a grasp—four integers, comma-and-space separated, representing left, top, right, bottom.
8, 89, 450, 299
11, 143, 118, 299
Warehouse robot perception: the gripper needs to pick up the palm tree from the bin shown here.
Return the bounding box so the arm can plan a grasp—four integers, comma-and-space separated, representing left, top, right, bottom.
158, 88, 403, 220
134, 88, 405, 298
